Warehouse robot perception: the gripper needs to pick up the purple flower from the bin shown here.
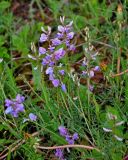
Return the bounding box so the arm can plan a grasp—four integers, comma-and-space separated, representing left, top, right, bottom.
82, 71, 87, 76
57, 32, 63, 39
69, 44, 75, 51
49, 61, 55, 67
52, 79, 60, 87
65, 135, 74, 144
55, 148, 64, 160
29, 113, 37, 121
15, 103, 24, 112
49, 73, 54, 80
58, 25, 65, 32
52, 38, 61, 46
67, 32, 74, 39
89, 70, 94, 78
58, 126, 79, 145
59, 70, 65, 75
5, 99, 13, 107
5, 94, 25, 117
48, 45, 55, 52
42, 55, 52, 66
94, 66, 100, 71
89, 85, 94, 92
5, 106, 13, 114
58, 126, 68, 137
39, 33, 48, 42
58, 21, 72, 33
65, 133, 78, 144
65, 40, 70, 47
39, 47, 46, 55
82, 60, 87, 66
54, 48, 65, 61
46, 67, 53, 75
15, 94, 25, 103
42, 59, 48, 66
64, 26, 71, 33
61, 84, 66, 92
72, 133, 79, 140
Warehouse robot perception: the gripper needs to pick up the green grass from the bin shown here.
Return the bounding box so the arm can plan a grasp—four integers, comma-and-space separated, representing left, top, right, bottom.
0, 0, 128, 160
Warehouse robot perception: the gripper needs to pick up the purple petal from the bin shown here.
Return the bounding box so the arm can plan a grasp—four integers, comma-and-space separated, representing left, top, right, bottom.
55, 148, 64, 159
49, 74, 54, 81
5, 99, 13, 107
58, 126, 68, 137
39, 47, 46, 55
66, 135, 74, 144
11, 111, 18, 117
67, 32, 74, 39
29, 113, 37, 121
57, 32, 63, 39
16, 104, 24, 112
46, 67, 53, 75
42, 55, 52, 66
72, 133, 79, 140
49, 61, 55, 67
16, 94, 25, 103
61, 84, 66, 92
69, 44, 75, 51
40, 33, 48, 42
89, 70, 94, 78
59, 70, 65, 75
5, 106, 13, 114
58, 25, 65, 32
82, 71, 87, 76
94, 66, 100, 71
54, 48, 65, 60
52, 79, 60, 87
51, 38, 61, 46
48, 46, 55, 52
89, 85, 94, 92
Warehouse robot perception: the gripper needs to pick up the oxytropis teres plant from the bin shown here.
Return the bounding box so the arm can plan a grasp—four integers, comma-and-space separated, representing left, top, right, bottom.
3, 17, 126, 160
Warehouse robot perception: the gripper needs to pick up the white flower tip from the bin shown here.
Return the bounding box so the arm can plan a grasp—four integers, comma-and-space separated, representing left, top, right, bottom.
41, 26, 46, 33
28, 54, 36, 60
60, 16, 65, 23
34, 66, 38, 70
31, 42, 36, 53
0, 58, 3, 63
47, 26, 51, 34
115, 121, 124, 126
68, 20, 73, 26
103, 127, 112, 132
23, 118, 29, 123
73, 97, 78, 100
114, 135, 123, 141
84, 47, 88, 52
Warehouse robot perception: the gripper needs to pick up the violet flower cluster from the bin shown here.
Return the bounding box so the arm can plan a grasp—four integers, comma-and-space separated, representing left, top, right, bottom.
4, 94, 37, 121
38, 17, 75, 91
55, 148, 65, 160
80, 30, 100, 91
5, 94, 25, 117
55, 126, 79, 160
58, 126, 79, 144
